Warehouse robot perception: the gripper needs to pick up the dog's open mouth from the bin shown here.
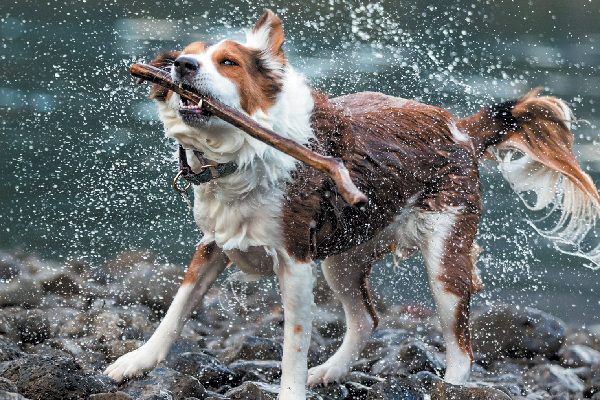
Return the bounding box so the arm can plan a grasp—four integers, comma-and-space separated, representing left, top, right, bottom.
179, 97, 212, 125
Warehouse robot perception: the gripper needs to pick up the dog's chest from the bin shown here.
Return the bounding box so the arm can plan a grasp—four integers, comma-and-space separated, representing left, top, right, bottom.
193, 182, 284, 251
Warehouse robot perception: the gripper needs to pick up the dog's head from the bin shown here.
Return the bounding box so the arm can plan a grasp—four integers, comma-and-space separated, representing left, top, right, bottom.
150, 10, 308, 164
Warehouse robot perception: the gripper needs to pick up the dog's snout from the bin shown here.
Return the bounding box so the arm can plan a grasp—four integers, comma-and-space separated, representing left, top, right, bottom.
174, 56, 199, 79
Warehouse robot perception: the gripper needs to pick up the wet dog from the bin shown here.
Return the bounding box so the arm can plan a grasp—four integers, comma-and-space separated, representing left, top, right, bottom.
105, 10, 600, 399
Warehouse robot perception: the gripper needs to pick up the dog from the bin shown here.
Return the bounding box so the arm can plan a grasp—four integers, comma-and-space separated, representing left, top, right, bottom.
105, 10, 600, 399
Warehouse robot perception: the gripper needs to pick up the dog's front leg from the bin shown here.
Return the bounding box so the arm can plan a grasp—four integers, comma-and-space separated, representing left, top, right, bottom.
104, 242, 228, 382
277, 257, 315, 400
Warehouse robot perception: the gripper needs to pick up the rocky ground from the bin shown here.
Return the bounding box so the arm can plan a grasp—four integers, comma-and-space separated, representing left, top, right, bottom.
0, 249, 599, 400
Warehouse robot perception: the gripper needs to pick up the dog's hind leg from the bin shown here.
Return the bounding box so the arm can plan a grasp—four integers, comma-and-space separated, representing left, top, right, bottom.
307, 252, 377, 387
104, 242, 229, 382
418, 209, 479, 385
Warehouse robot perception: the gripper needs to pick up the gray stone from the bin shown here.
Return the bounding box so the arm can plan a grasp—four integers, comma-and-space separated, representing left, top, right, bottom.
398, 340, 445, 374
559, 344, 600, 368
0, 278, 41, 308
0, 377, 17, 393
228, 360, 281, 383
219, 336, 282, 364
89, 392, 133, 400
429, 381, 512, 399
121, 367, 205, 400
366, 378, 424, 399
170, 352, 234, 388
0, 336, 23, 362
0, 354, 115, 400
0, 253, 20, 281
525, 364, 585, 395
13, 310, 50, 345
225, 381, 279, 400
0, 391, 30, 400
472, 306, 566, 362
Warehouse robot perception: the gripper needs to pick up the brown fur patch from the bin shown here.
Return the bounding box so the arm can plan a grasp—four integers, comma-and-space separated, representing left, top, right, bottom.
182, 41, 209, 55
293, 324, 303, 334
212, 40, 283, 115
182, 242, 217, 284
282, 90, 482, 262
359, 264, 379, 329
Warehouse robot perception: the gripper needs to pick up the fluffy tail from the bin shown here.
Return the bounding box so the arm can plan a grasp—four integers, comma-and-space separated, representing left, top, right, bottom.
457, 88, 600, 268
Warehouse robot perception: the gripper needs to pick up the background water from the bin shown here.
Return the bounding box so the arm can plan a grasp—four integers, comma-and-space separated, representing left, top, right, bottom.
1, 0, 598, 323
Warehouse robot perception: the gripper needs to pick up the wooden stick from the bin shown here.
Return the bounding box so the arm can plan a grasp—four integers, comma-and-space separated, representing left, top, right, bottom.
129, 63, 368, 206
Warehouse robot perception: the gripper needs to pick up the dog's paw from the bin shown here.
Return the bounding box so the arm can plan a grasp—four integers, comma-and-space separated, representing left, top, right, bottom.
103, 346, 162, 382
307, 362, 350, 387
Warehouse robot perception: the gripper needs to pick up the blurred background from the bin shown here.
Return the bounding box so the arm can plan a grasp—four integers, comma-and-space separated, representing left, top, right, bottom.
1, 0, 598, 324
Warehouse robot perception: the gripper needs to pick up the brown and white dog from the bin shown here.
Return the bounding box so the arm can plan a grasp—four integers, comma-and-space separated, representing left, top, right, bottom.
105, 10, 600, 398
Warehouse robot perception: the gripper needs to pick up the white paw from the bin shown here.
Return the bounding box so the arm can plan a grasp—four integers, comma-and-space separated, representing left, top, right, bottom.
307, 362, 350, 387
103, 346, 163, 382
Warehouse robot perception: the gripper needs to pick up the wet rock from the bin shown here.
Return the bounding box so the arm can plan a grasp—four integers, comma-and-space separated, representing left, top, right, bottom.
228, 360, 281, 383
346, 381, 372, 398
583, 365, 600, 397
313, 311, 345, 339
313, 383, 350, 399
366, 378, 424, 399
115, 262, 181, 314
121, 367, 205, 400
410, 370, 443, 390
472, 306, 566, 362
219, 336, 282, 364
398, 340, 445, 374
0, 377, 18, 392
40, 272, 82, 296
170, 351, 235, 388
225, 381, 279, 400
89, 392, 133, 400
524, 364, 585, 395
559, 344, 600, 368
0, 336, 23, 362
0, 253, 20, 280
0, 354, 115, 399
0, 391, 29, 399
0, 278, 41, 308
13, 309, 51, 345
564, 328, 600, 352
429, 381, 512, 400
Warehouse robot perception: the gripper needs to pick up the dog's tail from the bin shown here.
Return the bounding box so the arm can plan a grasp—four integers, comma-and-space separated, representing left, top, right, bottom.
457, 88, 600, 268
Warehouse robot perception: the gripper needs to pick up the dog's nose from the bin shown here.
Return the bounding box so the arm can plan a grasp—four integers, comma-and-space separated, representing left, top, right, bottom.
174, 56, 199, 79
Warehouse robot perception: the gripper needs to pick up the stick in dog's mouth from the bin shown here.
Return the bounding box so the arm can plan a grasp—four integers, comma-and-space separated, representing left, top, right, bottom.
129, 63, 368, 207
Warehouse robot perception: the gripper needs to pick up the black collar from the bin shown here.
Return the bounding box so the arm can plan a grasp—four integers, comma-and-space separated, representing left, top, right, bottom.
177, 145, 238, 184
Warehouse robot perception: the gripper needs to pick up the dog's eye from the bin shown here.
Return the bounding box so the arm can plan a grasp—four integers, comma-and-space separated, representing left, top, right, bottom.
220, 59, 238, 66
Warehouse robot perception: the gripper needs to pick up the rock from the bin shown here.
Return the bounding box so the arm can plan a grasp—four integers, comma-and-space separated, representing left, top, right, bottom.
398, 340, 445, 374
472, 306, 566, 362
0, 377, 17, 392
40, 272, 82, 295
366, 378, 424, 399
0, 354, 115, 399
0, 336, 23, 362
89, 392, 133, 400
0, 253, 20, 280
559, 344, 600, 368
564, 328, 600, 352
228, 360, 281, 383
170, 352, 235, 388
225, 381, 279, 400
219, 336, 282, 364
584, 365, 600, 397
313, 311, 345, 339
121, 367, 205, 400
0, 278, 41, 308
115, 262, 181, 314
0, 391, 30, 399
429, 381, 512, 399
13, 309, 51, 345
524, 364, 585, 395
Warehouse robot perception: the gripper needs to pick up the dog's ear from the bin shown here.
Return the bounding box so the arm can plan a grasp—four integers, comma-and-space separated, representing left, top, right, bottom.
147, 50, 181, 101
248, 9, 285, 64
